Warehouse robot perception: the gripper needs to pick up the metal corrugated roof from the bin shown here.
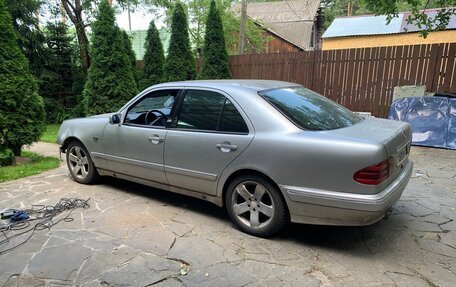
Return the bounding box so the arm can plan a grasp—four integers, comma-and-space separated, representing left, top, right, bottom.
322, 15, 403, 38
323, 8, 456, 39
401, 9, 456, 32
231, 0, 321, 49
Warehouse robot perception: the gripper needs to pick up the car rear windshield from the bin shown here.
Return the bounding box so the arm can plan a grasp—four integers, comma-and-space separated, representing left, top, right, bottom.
259, 87, 362, 131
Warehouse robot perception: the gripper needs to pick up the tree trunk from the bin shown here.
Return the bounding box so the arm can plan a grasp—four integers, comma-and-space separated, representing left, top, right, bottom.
75, 21, 90, 76
12, 145, 21, 157
238, 0, 247, 55
61, 0, 90, 76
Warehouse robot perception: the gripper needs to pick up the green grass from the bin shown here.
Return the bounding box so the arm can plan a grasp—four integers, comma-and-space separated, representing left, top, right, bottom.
41, 124, 60, 143
0, 151, 60, 183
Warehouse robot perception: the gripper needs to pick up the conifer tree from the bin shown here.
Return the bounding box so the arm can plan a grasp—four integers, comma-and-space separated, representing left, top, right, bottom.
41, 19, 74, 118
200, 0, 231, 79
139, 21, 165, 90
0, 0, 45, 156
121, 30, 138, 87
82, 0, 137, 115
163, 2, 196, 82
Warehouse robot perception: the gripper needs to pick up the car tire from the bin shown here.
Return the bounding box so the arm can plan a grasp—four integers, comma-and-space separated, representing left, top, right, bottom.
225, 175, 288, 237
66, 141, 99, 184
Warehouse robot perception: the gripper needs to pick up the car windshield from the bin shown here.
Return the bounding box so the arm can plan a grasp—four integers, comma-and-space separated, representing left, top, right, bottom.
259, 87, 362, 131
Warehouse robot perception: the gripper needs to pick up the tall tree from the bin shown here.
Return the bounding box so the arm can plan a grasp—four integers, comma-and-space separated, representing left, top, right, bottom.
139, 20, 165, 90
200, 0, 231, 79
5, 0, 46, 78
61, 0, 91, 77
121, 29, 138, 87
40, 15, 75, 122
0, 0, 45, 156
82, 0, 137, 115
163, 2, 196, 82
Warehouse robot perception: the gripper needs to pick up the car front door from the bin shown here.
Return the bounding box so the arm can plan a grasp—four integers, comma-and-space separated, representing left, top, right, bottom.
103, 89, 180, 184
164, 89, 254, 195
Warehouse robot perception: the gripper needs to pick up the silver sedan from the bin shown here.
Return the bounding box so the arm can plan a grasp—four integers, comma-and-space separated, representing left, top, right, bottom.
57, 80, 413, 237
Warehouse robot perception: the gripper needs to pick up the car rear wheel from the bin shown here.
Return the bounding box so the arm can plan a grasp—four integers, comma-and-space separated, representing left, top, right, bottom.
225, 175, 288, 237
66, 141, 99, 184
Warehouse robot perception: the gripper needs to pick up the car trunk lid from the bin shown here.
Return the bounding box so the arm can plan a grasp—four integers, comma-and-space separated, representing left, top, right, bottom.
328, 117, 412, 183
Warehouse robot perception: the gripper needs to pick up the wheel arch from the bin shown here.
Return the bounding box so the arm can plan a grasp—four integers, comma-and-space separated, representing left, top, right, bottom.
61, 137, 85, 153
221, 169, 290, 218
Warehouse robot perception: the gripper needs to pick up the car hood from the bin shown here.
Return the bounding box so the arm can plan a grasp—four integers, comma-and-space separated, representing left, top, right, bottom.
90, 113, 115, 118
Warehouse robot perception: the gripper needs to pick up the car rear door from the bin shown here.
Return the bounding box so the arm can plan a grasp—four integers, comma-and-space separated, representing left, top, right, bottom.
102, 89, 180, 184
164, 88, 254, 195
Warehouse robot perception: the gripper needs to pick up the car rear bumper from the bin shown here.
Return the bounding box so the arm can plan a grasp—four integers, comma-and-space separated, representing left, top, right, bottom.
280, 160, 413, 226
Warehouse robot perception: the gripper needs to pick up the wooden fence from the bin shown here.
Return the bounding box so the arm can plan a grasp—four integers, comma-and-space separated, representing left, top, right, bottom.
229, 43, 456, 118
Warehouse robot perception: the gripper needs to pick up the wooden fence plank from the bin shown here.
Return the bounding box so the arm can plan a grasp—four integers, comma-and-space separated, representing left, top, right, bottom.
215, 43, 456, 118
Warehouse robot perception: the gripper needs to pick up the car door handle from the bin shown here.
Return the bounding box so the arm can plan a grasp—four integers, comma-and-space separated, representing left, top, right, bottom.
148, 135, 164, 145
216, 143, 237, 153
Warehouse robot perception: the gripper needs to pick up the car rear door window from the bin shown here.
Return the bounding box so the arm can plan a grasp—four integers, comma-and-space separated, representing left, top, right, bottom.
176, 90, 248, 133
260, 87, 362, 131
219, 99, 248, 133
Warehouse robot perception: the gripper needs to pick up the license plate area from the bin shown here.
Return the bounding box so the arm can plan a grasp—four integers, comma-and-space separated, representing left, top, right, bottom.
396, 143, 408, 166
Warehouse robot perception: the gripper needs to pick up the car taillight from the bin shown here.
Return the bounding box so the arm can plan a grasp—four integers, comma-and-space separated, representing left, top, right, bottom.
354, 159, 389, 185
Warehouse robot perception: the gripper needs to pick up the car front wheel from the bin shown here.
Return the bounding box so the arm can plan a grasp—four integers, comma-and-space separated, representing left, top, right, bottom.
66, 141, 99, 184
225, 175, 288, 237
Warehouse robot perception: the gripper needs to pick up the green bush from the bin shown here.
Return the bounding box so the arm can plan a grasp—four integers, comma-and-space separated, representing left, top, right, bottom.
43, 98, 76, 124
0, 149, 14, 167
0, 0, 45, 156
121, 29, 138, 87
163, 2, 196, 82
139, 21, 165, 90
199, 0, 231, 79
82, 0, 138, 115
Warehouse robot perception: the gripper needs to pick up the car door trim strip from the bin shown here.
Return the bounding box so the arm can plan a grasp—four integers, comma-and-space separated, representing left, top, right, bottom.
165, 166, 217, 181
93, 152, 164, 170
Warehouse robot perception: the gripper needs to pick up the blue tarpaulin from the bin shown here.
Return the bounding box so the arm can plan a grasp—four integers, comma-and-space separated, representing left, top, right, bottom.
388, 96, 456, 150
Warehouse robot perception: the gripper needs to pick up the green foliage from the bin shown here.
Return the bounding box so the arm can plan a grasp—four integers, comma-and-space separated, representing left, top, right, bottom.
0, 0, 45, 156
83, 0, 138, 115
5, 0, 46, 78
200, 1, 231, 79
0, 151, 60, 182
222, 6, 270, 54
0, 149, 14, 167
121, 29, 138, 87
363, 0, 456, 37
163, 2, 196, 82
139, 21, 165, 90
322, 0, 456, 36
40, 18, 75, 123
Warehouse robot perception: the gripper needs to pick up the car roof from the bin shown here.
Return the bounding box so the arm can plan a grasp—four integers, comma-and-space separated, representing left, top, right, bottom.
154, 79, 301, 92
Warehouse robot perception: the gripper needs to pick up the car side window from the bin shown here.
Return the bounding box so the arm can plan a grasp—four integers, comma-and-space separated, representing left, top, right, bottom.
176, 90, 248, 133
219, 99, 249, 133
125, 89, 179, 127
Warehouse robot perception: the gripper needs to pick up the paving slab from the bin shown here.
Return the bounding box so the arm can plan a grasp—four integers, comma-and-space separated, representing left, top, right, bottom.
0, 144, 455, 286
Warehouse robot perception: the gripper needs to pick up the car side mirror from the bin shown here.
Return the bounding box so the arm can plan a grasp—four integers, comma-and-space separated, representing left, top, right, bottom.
109, 114, 121, 125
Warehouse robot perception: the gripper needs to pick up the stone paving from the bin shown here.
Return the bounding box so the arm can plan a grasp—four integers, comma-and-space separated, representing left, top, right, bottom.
0, 142, 455, 286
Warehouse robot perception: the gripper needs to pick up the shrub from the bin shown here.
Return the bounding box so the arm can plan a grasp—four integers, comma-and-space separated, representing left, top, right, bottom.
163, 2, 196, 82
82, 0, 138, 115
0, 149, 14, 167
0, 0, 45, 156
139, 21, 165, 90
121, 29, 138, 87
199, 0, 231, 79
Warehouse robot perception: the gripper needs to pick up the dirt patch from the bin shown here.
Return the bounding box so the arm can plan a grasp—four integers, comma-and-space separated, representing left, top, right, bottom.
14, 156, 33, 165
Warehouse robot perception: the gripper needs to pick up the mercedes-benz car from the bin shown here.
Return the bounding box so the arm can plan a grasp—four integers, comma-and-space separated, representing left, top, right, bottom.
57, 80, 413, 237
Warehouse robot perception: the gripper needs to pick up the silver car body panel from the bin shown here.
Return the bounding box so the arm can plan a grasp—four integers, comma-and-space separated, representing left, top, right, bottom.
57, 80, 413, 226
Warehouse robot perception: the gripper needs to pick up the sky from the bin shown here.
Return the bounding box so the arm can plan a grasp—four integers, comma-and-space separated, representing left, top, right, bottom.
116, 5, 165, 31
